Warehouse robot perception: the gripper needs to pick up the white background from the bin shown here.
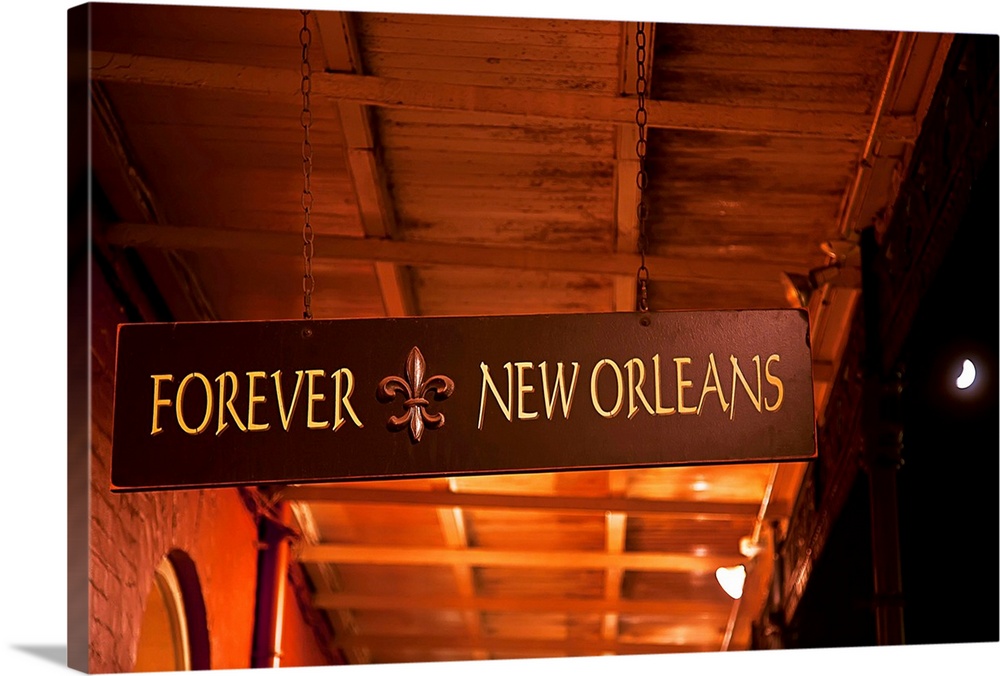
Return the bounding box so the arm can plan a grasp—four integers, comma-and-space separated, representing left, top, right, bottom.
1, 1, 996, 674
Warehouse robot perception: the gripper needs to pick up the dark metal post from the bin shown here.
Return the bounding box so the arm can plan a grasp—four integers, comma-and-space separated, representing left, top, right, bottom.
860, 226, 906, 645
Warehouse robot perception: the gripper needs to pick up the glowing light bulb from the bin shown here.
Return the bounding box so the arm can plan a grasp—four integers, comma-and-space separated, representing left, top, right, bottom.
956, 359, 976, 390
715, 565, 746, 600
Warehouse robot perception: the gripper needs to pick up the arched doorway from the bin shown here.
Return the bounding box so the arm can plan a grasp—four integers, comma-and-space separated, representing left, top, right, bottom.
134, 551, 211, 672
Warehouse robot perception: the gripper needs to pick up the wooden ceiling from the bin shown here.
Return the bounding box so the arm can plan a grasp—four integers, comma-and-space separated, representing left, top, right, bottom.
87, 2, 952, 664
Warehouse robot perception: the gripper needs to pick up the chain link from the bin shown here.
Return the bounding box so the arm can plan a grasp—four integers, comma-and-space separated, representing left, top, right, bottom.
300, 10, 315, 320
635, 22, 650, 312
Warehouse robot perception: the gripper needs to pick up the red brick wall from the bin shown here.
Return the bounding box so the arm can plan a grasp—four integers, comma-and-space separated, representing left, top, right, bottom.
86, 257, 334, 672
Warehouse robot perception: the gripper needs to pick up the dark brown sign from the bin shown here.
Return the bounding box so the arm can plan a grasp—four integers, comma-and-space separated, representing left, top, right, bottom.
111, 310, 816, 491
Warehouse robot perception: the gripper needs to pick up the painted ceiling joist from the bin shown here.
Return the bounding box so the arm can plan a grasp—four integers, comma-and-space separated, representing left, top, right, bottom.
330, 632, 716, 655
105, 222, 802, 284
280, 484, 787, 519
435, 504, 488, 658
315, 10, 418, 317
296, 543, 743, 572
88, 50, 919, 141
313, 591, 729, 616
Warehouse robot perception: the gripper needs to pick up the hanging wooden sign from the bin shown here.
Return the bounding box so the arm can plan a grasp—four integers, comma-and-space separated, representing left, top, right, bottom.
110, 310, 816, 491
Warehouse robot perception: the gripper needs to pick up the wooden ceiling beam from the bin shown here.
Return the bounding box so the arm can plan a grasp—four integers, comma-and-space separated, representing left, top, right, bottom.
106, 222, 802, 285
313, 591, 728, 617
601, 465, 633, 644
435, 503, 488, 658
330, 632, 713, 655
314, 11, 417, 317
288, 503, 368, 663
602, 511, 627, 644
280, 484, 786, 519
296, 543, 742, 573
90, 83, 219, 322
89, 50, 918, 141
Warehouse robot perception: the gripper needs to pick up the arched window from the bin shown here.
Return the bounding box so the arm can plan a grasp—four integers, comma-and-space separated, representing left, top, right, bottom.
134, 551, 211, 672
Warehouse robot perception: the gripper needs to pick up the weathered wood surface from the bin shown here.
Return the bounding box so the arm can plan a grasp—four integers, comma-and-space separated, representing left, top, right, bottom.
85, 4, 956, 663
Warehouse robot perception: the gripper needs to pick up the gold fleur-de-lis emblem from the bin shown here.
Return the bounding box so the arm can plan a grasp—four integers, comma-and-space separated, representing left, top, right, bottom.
376, 346, 455, 443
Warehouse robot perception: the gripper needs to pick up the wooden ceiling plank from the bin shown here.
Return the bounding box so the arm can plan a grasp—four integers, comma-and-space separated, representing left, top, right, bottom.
281, 484, 787, 519
612, 125, 639, 312
359, 34, 619, 67
315, 11, 417, 317
106, 222, 803, 284
363, 18, 621, 49
296, 543, 741, 573
360, 56, 620, 84
364, 13, 618, 34
89, 50, 914, 141
91, 82, 220, 322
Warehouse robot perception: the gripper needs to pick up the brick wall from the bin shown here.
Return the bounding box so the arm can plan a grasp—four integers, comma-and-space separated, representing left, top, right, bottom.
85, 255, 334, 673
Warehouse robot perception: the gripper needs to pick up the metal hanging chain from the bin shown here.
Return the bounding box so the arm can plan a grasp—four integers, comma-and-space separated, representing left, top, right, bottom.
635, 21, 650, 313
300, 9, 315, 320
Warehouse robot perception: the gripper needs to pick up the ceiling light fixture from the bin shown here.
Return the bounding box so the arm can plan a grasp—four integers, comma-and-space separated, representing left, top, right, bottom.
738, 535, 763, 559
781, 241, 861, 309
716, 465, 778, 601
715, 565, 747, 600
781, 260, 861, 308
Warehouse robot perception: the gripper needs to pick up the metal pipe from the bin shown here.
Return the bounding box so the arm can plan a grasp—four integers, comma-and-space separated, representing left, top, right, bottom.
836, 32, 909, 240
860, 226, 906, 645
750, 463, 780, 545
251, 501, 293, 668
721, 463, 780, 650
